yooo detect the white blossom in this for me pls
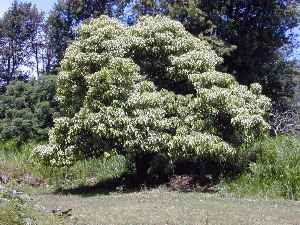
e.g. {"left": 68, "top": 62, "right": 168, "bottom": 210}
{"left": 34, "top": 15, "right": 271, "bottom": 167}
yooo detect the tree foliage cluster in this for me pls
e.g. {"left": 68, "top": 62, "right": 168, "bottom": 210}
{"left": 33, "top": 16, "right": 270, "bottom": 167}
{"left": 0, "top": 75, "right": 59, "bottom": 143}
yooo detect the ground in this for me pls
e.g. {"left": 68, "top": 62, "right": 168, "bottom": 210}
{"left": 33, "top": 188, "right": 300, "bottom": 225}
{"left": 1, "top": 142, "right": 300, "bottom": 225}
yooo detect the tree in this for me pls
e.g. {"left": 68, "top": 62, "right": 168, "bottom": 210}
{"left": 44, "top": 0, "right": 124, "bottom": 71}
{"left": 127, "top": 0, "right": 212, "bottom": 34}
{"left": 0, "top": 75, "right": 59, "bottom": 143}
{"left": 0, "top": 1, "right": 43, "bottom": 86}
{"left": 34, "top": 16, "right": 270, "bottom": 168}
{"left": 133, "top": 0, "right": 300, "bottom": 103}
{"left": 43, "top": 7, "right": 74, "bottom": 71}
{"left": 200, "top": 0, "right": 299, "bottom": 100}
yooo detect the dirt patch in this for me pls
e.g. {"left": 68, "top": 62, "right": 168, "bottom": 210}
{"left": 17, "top": 173, "right": 45, "bottom": 187}
{"left": 0, "top": 169, "right": 45, "bottom": 187}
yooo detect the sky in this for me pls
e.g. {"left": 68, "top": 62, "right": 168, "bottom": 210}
{"left": 0, "top": 0, "right": 56, "bottom": 15}
{"left": 0, "top": 0, "right": 299, "bottom": 59}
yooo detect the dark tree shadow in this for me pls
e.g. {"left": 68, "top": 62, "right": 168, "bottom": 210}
{"left": 53, "top": 173, "right": 164, "bottom": 197}
{"left": 54, "top": 177, "right": 122, "bottom": 196}
{"left": 53, "top": 158, "right": 244, "bottom": 197}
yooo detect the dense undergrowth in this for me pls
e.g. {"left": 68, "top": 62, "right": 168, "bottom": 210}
{"left": 0, "top": 139, "right": 127, "bottom": 190}
{"left": 1, "top": 134, "right": 300, "bottom": 200}
{"left": 222, "top": 135, "right": 300, "bottom": 200}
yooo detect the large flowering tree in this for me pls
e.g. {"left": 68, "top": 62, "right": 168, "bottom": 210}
{"left": 34, "top": 16, "right": 271, "bottom": 167}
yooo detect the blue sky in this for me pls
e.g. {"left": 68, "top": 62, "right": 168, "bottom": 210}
{"left": 0, "top": 0, "right": 56, "bottom": 15}
{"left": 0, "top": 0, "right": 299, "bottom": 59}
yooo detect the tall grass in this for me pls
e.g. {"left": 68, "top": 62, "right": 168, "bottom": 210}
{"left": 0, "top": 140, "right": 129, "bottom": 224}
{"left": 223, "top": 135, "right": 300, "bottom": 200}
{"left": 0, "top": 140, "right": 128, "bottom": 190}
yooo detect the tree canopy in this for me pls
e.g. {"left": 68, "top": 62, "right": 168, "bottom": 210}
{"left": 0, "top": 1, "right": 43, "bottom": 86}
{"left": 0, "top": 75, "right": 59, "bottom": 143}
{"left": 34, "top": 16, "right": 271, "bottom": 167}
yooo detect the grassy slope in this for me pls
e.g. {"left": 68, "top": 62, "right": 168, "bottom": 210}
{"left": 34, "top": 189, "right": 300, "bottom": 225}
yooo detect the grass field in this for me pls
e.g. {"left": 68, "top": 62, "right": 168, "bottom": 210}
{"left": 33, "top": 188, "right": 300, "bottom": 225}
{"left": 1, "top": 137, "right": 300, "bottom": 225}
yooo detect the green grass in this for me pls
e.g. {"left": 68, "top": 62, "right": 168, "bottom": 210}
{"left": 2, "top": 136, "right": 300, "bottom": 200}
{"left": 1, "top": 136, "right": 300, "bottom": 224}
{"left": 222, "top": 135, "right": 300, "bottom": 200}
{"left": 34, "top": 188, "right": 300, "bottom": 225}
{"left": 0, "top": 198, "right": 67, "bottom": 225}
{"left": 0, "top": 184, "right": 67, "bottom": 225}
{"left": 0, "top": 140, "right": 128, "bottom": 225}
{"left": 0, "top": 140, "right": 128, "bottom": 190}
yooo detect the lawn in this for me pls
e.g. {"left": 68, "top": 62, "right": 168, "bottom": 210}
{"left": 33, "top": 188, "right": 300, "bottom": 225}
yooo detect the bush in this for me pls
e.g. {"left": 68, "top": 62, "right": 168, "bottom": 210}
{"left": 224, "top": 135, "right": 300, "bottom": 200}
{"left": 0, "top": 75, "right": 59, "bottom": 143}
{"left": 34, "top": 16, "right": 271, "bottom": 168}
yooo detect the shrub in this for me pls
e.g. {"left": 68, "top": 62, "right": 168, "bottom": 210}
{"left": 34, "top": 16, "right": 271, "bottom": 168}
{"left": 0, "top": 75, "right": 59, "bottom": 143}
{"left": 224, "top": 135, "right": 300, "bottom": 200}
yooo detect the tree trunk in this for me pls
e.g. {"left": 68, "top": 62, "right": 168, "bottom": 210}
{"left": 35, "top": 42, "right": 40, "bottom": 78}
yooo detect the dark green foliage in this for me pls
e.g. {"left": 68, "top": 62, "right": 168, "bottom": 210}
{"left": 0, "top": 75, "right": 59, "bottom": 143}
{"left": 197, "top": 0, "right": 300, "bottom": 102}
{"left": 133, "top": 152, "right": 174, "bottom": 182}
{"left": 131, "top": 0, "right": 235, "bottom": 59}
{"left": 44, "top": 8, "right": 75, "bottom": 70}
{"left": 295, "top": 68, "right": 300, "bottom": 109}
